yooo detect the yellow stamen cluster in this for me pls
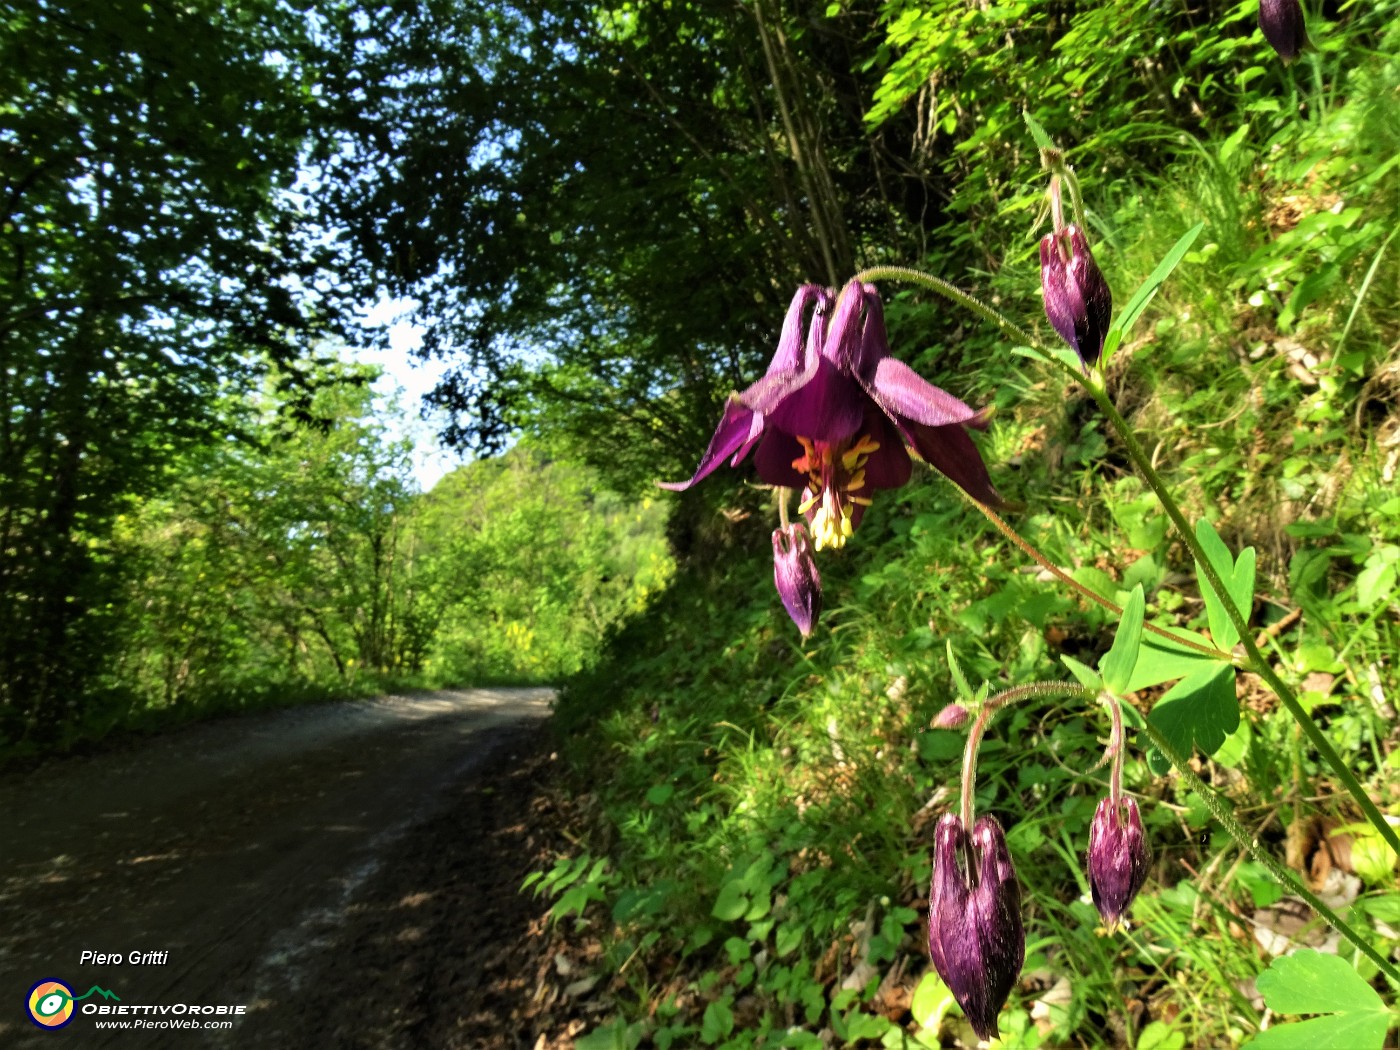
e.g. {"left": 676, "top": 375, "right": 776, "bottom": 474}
{"left": 791, "top": 433, "right": 880, "bottom": 551}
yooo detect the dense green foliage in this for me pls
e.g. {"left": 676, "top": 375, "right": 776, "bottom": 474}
{"left": 9, "top": 365, "right": 670, "bottom": 753}
{"left": 6, "top": 0, "right": 1400, "bottom": 1042}
{"left": 529, "top": 4, "right": 1400, "bottom": 1048}
{"left": 0, "top": 0, "right": 348, "bottom": 738}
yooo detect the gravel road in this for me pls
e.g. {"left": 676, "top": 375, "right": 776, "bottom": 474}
{"left": 0, "top": 689, "right": 553, "bottom": 1048}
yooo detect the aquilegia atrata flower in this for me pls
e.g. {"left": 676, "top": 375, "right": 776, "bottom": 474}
{"left": 772, "top": 523, "right": 821, "bottom": 638}
{"left": 1040, "top": 224, "right": 1113, "bottom": 371}
{"left": 1259, "top": 0, "right": 1308, "bottom": 63}
{"left": 928, "top": 813, "right": 1025, "bottom": 1041}
{"left": 663, "top": 281, "right": 1000, "bottom": 553}
{"left": 1086, "top": 795, "right": 1152, "bottom": 929}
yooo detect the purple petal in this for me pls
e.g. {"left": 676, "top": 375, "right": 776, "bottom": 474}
{"left": 866, "top": 357, "right": 984, "bottom": 428}
{"left": 900, "top": 419, "right": 1003, "bottom": 508}
{"left": 1259, "top": 0, "right": 1308, "bottom": 62}
{"left": 771, "top": 285, "right": 828, "bottom": 374}
{"left": 659, "top": 399, "right": 760, "bottom": 491}
{"left": 822, "top": 280, "right": 867, "bottom": 371}
{"left": 859, "top": 412, "right": 913, "bottom": 491}
{"left": 752, "top": 430, "right": 807, "bottom": 489}
{"left": 772, "top": 524, "right": 822, "bottom": 637}
{"left": 850, "top": 283, "right": 889, "bottom": 378}
{"left": 1040, "top": 232, "right": 1086, "bottom": 353}
{"left": 765, "top": 355, "right": 866, "bottom": 445}
{"left": 738, "top": 286, "right": 834, "bottom": 416}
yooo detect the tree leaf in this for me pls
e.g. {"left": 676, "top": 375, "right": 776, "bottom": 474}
{"left": 1022, "top": 110, "right": 1055, "bottom": 151}
{"left": 1100, "top": 584, "right": 1145, "bottom": 694}
{"left": 1137, "top": 1020, "right": 1186, "bottom": 1050}
{"left": 910, "top": 971, "right": 955, "bottom": 1031}
{"left": 947, "top": 640, "right": 975, "bottom": 701}
{"left": 711, "top": 881, "right": 748, "bottom": 921}
{"left": 1248, "top": 1012, "right": 1392, "bottom": 1050}
{"left": 1145, "top": 663, "right": 1238, "bottom": 775}
{"left": 1061, "top": 654, "right": 1103, "bottom": 691}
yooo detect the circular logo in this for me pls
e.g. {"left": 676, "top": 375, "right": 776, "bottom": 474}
{"left": 27, "top": 979, "right": 76, "bottom": 1030}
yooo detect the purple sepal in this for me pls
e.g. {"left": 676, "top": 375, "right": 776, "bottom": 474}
{"left": 1040, "top": 225, "right": 1112, "bottom": 371}
{"left": 1087, "top": 796, "right": 1151, "bottom": 928}
{"left": 1259, "top": 0, "right": 1308, "bottom": 63}
{"left": 771, "top": 524, "right": 822, "bottom": 637}
{"left": 928, "top": 813, "right": 1024, "bottom": 1041}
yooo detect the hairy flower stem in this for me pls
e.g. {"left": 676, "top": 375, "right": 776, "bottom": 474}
{"left": 1044, "top": 158, "right": 1089, "bottom": 239}
{"left": 960, "top": 683, "right": 1097, "bottom": 828}
{"left": 959, "top": 491, "right": 1233, "bottom": 662}
{"left": 1142, "top": 721, "right": 1400, "bottom": 984}
{"left": 1105, "top": 693, "right": 1125, "bottom": 808}
{"left": 851, "top": 266, "right": 1041, "bottom": 350}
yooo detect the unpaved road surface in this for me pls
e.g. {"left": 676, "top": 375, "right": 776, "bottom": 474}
{"left": 0, "top": 689, "right": 554, "bottom": 1048}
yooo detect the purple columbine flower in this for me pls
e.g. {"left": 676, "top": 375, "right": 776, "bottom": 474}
{"left": 1039, "top": 224, "right": 1113, "bottom": 371}
{"left": 1259, "top": 0, "right": 1308, "bottom": 63}
{"left": 928, "top": 813, "right": 1025, "bottom": 1042}
{"left": 663, "top": 282, "right": 1000, "bottom": 551}
{"left": 1087, "top": 796, "right": 1151, "bottom": 929}
{"left": 772, "top": 523, "right": 821, "bottom": 637}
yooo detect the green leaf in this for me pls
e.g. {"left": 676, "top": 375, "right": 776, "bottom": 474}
{"left": 910, "top": 972, "right": 955, "bottom": 1031}
{"left": 1145, "top": 663, "right": 1238, "bottom": 775}
{"left": 711, "top": 881, "right": 748, "bottom": 921}
{"left": 1061, "top": 654, "right": 1103, "bottom": 691}
{"left": 576, "top": 1020, "right": 644, "bottom": 1050}
{"left": 1194, "top": 518, "right": 1255, "bottom": 650}
{"left": 1137, "top": 1020, "right": 1186, "bottom": 1050}
{"left": 1023, "top": 110, "right": 1055, "bottom": 151}
{"left": 1115, "top": 222, "right": 1204, "bottom": 338}
{"left": 1248, "top": 1013, "right": 1392, "bottom": 1050}
{"left": 1256, "top": 948, "right": 1387, "bottom": 1014}
{"left": 645, "top": 783, "right": 675, "bottom": 805}
{"left": 1249, "top": 951, "right": 1392, "bottom": 1050}
{"left": 1100, "top": 584, "right": 1145, "bottom": 693}
{"left": 1010, "top": 342, "right": 1083, "bottom": 373}
{"left": 947, "top": 640, "right": 975, "bottom": 701}
{"left": 701, "top": 999, "right": 735, "bottom": 1044}
{"left": 1124, "top": 628, "right": 1222, "bottom": 692}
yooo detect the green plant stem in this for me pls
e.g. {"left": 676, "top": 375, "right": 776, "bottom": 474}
{"left": 1086, "top": 386, "right": 1400, "bottom": 861}
{"left": 960, "top": 682, "right": 1092, "bottom": 828}
{"left": 960, "top": 491, "right": 1233, "bottom": 662}
{"left": 1142, "top": 720, "right": 1400, "bottom": 984}
{"left": 851, "top": 266, "right": 1041, "bottom": 349}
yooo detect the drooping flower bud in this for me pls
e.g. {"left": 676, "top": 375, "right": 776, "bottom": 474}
{"left": 932, "top": 703, "right": 970, "bottom": 730}
{"left": 1039, "top": 224, "right": 1113, "bottom": 371}
{"left": 1259, "top": 0, "right": 1308, "bottom": 64}
{"left": 1087, "top": 796, "right": 1151, "bottom": 928}
{"left": 772, "top": 523, "right": 821, "bottom": 637}
{"left": 928, "top": 814, "right": 1025, "bottom": 1041}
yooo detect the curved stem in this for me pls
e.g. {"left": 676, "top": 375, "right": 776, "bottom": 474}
{"left": 1088, "top": 388, "right": 1400, "bottom": 861}
{"left": 1142, "top": 720, "right": 1400, "bottom": 984}
{"left": 959, "top": 491, "right": 1234, "bottom": 662}
{"left": 851, "top": 266, "right": 1041, "bottom": 349}
{"left": 777, "top": 486, "right": 790, "bottom": 530}
{"left": 960, "top": 682, "right": 1095, "bottom": 827}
